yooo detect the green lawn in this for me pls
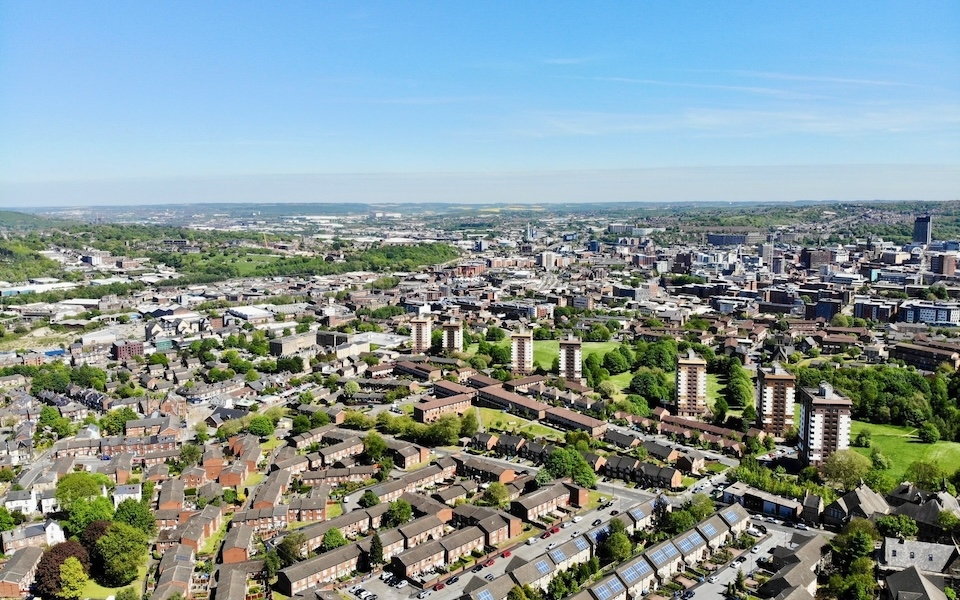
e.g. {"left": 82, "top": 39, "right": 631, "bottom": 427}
{"left": 243, "top": 472, "right": 265, "bottom": 487}
{"left": 586, "top": 490, "right": 612, "bottom": 510}
{"left": 261, "top": 436, "right": 285, "bottom": 450}
{"left": 235, "top": 253, "right": 281, "bottom": 276}
{"left": 467, "top": 339, "right": 623, "bottom": 371}
{"left": 706, "top": 373, "right": 722, "bottom": 411}
{"left": 849, "top": 420, "right": 960, "bottom": 483}
{"left": 327, "top": 502, "right": 343, "bottom": 518}
{"left": 83, "top": 564, "right": 148, "bottom": 599}
{"left": 200, "top": 515, "right": 233, "bottom": 555}
{"left": 477, "top": 407, "right": 563, "bottom": 440}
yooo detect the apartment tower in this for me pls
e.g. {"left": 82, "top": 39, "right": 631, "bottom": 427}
{"left": 799, "top": 381, "right": 852, "bottom": 467}
{"left": 558, "top": 335, "right": 583, "bottom": 383}
{"left": 675, "top": 349, "right": 708, "bottom": 418}
{"left": 913, "top": 215, "right": 933, "bottom": 245}
{"left": 756, "top": 363, "right": 796, "bottom": 437}
{"left": 442, "top": 321, "right": 463, "bottom": 354}
{"left": 410, "top": 316, "right": 432, "bottom": 354}
{"left": 511, "top": 330, "right": 534, "bottom": 375}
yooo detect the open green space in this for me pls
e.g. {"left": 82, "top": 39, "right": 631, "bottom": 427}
{"left": 327, "top": 502, "right": 343, "bottom": 518}
{"left": 849, "top": 420, "right": 960, "bottom": 483}
{"left": 234, "top": 253, "right": 282, "bottom": 275}
{"left": 243, "top": 472, "right": 265, "bottom": 487}
{"left": 82, "top": 564, "right": 148, "bottom": 599}
{"left": 477, "top": 407, "right": 562, "bottom": 440}
{"left": 200, "top": 515, "right": 233, "bottom": 555}
{"left": 586, "top": 490, "right": 612, "bottom": 510}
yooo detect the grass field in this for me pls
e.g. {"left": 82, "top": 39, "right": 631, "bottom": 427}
{"left": 261, "top": 436, "right": 285, "bottom": 450}
{"left": 476, "top": 406, "right": 563, "bottom": 440}
{"left": 327, "top": 502, "right": 343, "bottom": 518}
{"left": 849, "top": 420, "right": 960, "bottom": 483}
{"left": 243, "top": 472, "right": 265, "bottom": 487}
{"left": 234, "top": 253, "right": 281, "bottom": 276}
{"left": 83, "top": 564, "right": 148, "bottom": 599}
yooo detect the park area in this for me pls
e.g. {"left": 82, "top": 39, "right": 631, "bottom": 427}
{"left": 849, "top": 420, "right": 960, "bottom": 483}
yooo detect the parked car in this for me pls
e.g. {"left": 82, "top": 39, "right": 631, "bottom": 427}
{"left": 561, "top": 522, "right": 571, "bottom": 529}
{"left": 484, "top": 560, "right": 495, "bottom": 567}
{"left": 592, "top": 519, "right": 603, "bottom": 526}
{"left": 472, "top": 565, "right": 484, "bottom": 573}
{"left": 751, "top": 546, "right": 761, "bottom": 554}
{"left": 485, "top": 574, "right": 495, "bottom": 581}
{"left": 610, "top": 510, "right": 620, "bottom": 516}
{"left": 681, "top": 591, "right": 695, "bottom": 599}
{"left": 445, "top": 576, "right": 459, "bottom": 585}
{"left": 707, "top": 576, "right": 719, "bottom": 584}
{"left": 572, "top": 516, "right": 583, "bottom": 523}
{"left": 434, "top": 584, "right": 445, "bottom": 591}
{"left": 527, "top": 537, "right": 537, "bottom": 545}
{"left": 541, "top": 532, "right": 551, "bottom": 539}
{"left": 417, "top": 592, "right": 431, "bottom": 599}
{"left": 795, "top": 523, "right": 809, "bottom": 530}
{"left": 502, "top": 551, "right": 511, "bottom": 558}
{"left": 547, "top": 542, "right": 557, "bottom": 550}
{"left": 551, "top": 526, "right": 560, "bottom": 534}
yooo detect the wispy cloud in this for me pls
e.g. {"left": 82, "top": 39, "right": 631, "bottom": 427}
{"left": 502, "top": 104, "right": 960, "bottom": 139}
{"left": 721, "top": 69, "right": 917, "bottom": 88}
{"left": 595, "top": 76, "right": 826, "bottom": 100}
{"left": 367, "top": 96, "right": 491, "bottom": 105}
{"left": 543, "top": 57, "right": 596, "bottom": 65}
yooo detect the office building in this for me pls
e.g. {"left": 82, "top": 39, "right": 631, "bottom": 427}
{"left": 756, "top": 363, "right": 796, "bottom": 437}
{"left": 442, "top": 321, "right": 463, "bottom": 354}
{"left": 558, "top": 336, "right": 583, "bottom": 383}
{"left": 913, "top": 215, "right": 932, "bottom": 245}
{"left": 799, "top": 381, "right": 852, "bottom": 467}
{"left": 511, "top": 330, "right": 534, "bottom": 375}
{"left": 930, "top": 253, "right": 956, "bottom": 276}
{"left": 410, "top": 317, "right": 432, "bottom": 354}
{"left": 675, "top": 350, "right": 708, "bottom": 418}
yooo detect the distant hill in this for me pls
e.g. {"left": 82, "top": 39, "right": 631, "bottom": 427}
{"left": 0, "top": 210, "right": 67, "bottom": 230}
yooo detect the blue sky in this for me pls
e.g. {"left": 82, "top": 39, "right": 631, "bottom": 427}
{"left": 1, "top": 2, "right": 958, "bottom": 205}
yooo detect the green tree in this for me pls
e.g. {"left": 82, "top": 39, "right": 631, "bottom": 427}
{"left": 179, "top": 443, "right": 202, "bottom": 467}
{"left": 823, "top": 449, "right": 873, "bottom": 491}
{"left": 343, "top": 380, "right": 361, "bottom": 397}
{"left": 100, "top": 407, "right": 139, "bottom": 436}
{"left": 35, "top": 541, "right": 91, "bottom": 600}
{"left": 480, "top": 482, "right": 511, "bottom": 508}
{"left": 321, "top": 528, "right": 348, "bottom": 552}
{"left": 686, "top": 493, "right": 715, "bottom": 521}
{"left": 918, "top": 422, "right": 941, "bottom": 444}
{"left": 95, "top": 522, "right": 148, "bottom": 587}
{"left": 599, "top": 532, "right": 631, "bottom": 564}
{"left": 387, "top": 499, "right": 413, "bottom": 527}
{"left": 247, "top": 415, "right": 275, "bottom": 438}
{"left": 114, "top": 498, "right": 157, "bottom": 536}
{"left": 905, "top": 461, "right": 946, "bottom": 491}
{"left": 370, "top": 532, "right": 384, "bottom": 565}
{"left": 58, "top": 556, "right": 88, "bottom": 600}
{"left": 56, "top": 471, "right": 105, "bottom": 512}
{"left": 358, "top": 490, "right": 380, "bottom": 508}
{"left": 291, "top": 415, "right": 312, "bottom": 435}
{"left": 277, "top": 533, "right": 305, "bottom": 567}
{"left": 66, "top": 496, "right": 115, "bottom": 538}
{"left": 460, "top": 411, "right": 479, "bottom": 438}
{"left": 363, "top": 431, "right": 387, "bottom": 462}
{"left": 507, "top": 585, "right": 529, "bottom": 600}
{"left": 116, "top": 587, "right": 140, "bottom": 600}
{"left": 263, "top": 551, "right": 281, "bottom": 579}
{"left": 664, "top": 509, "right": 696, "bottom": 535}
{"left": 876, "top": 514, "right": 918, "bottom": 538}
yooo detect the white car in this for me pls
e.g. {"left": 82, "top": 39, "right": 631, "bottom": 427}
{"left": 572, "top": 516, "right": 582, "bottom": 523}
{"left": 396, "top": 581, "right": 409, "bottom": 589}
{"left": 707, "top": 576, "right": 719, "bottom": 584}
{"left": 418, "top": 592, "right": 431, "bottom": 600}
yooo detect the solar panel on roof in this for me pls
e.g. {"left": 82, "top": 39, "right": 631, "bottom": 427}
{"left": 700, "top": 523, "right": 717, "bottom": 537}
{"left": 478, "top": 591, "right": 494, "bottom": 600}
{"left": 723, "top": 509, "right": 740, "bottom": 523}
{"left": 574, "top": 537, "right": 589, "bottom": 551}
{"left": 549, "top": 549, "right": 566, "bottom": 562}
{"left": 608, "top": 578, "right": 623, "bottom": 592}
{"left": 629, "top": 507, "right": 646, "bottom": 519}
{"left": 594, "top": 585, "right": 611, "bottom": 600}
{"left": 535, "top": 560, "right": 551, "bottom": 575}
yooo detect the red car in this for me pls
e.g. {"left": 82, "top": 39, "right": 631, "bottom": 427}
{"left": 501, "top": 551, "right": 511, "bottom": 558}
{"left": 484, "top": 559, "right": 495, "bottom": 567}
{"left": 541, "top": 532, "right": 551, "bottom": 539}
{"left": 434, "top": 584, "right": 445, "bottom": 591}
{"left": 551, "top": 526, "right": 560, "bottom": 534}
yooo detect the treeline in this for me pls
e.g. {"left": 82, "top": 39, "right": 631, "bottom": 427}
{"left": 793, "top": 364, "right": 960, "bottom": 442}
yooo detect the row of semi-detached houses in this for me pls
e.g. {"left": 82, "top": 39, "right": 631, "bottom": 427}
{"left": 463, "top": 502, "right": 760, "bottom": 600}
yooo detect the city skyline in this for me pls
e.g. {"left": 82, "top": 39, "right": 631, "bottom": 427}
{"left": 1, "top": 2, "right": 958, "bottom": 206}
